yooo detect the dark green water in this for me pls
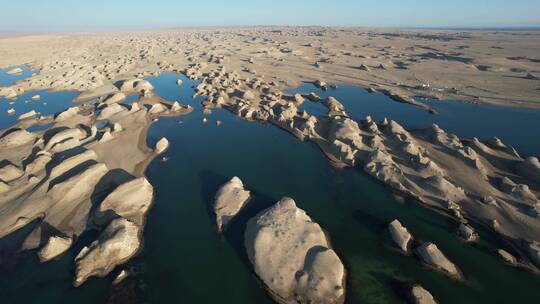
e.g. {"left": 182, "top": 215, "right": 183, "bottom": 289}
{"left": 1, "top": 72, "right": 540, "bottom": 304}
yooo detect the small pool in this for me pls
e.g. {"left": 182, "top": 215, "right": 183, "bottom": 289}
{"left": 0, "top": 90, "right": 79, "bottom": 130}
{"left": 0, "top": 65, "right": 37, "bottom": 87}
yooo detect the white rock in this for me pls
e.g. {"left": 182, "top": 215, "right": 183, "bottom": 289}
{"left": 0, "top": 163, "right": 24, "bottom": 182}
{"left": 0, "top": 129, "right": 36, "bottom": 148}
{"left": 416, "top": 242, "right": 460, "bottom": 278}
{"left": 96, "top": 177, "right": 153, "bottom": 226}
{"left": 411, "top": 285, "right": 437, "bottom": 304}
{"left": 99, "top": 131, "right": 113, "bottom": 143}
{"left": 98, "top": 103, "right": 125, "bottom": 120}
{"left": 113, "top": 270, "right": 129, "bottom": 285}
{"left": 55, "top": 107, "right": 79, "bottom": 121}
{"left": 171, "top": 101, "right": 182, "bottom": 112}
{"left": 389, "top": 219, "right": 412, "bottom": 253}
{"left": 38, "top": 236, "right": 73, "bottom": 262}
{"left": 149, "top": 103, "right": 168, "bottom": 114}
{"left": 18, "top": 110, "right": 38, "bottom": 120}
{"left": 113, "top": 122, "right": 123, "bottom": 132}
{"left": 497, "top": 249, "right": 516, "bottom": 265}
{"left": 103, "top": 92, "right": 126, "bottom": 104}
{"left": 245, "top": 197, "right": 345, "bottom": 304}
{"left": 74, "top": 218, "right": 141, "bottom": 287}
{"left": 458, "top": 223, "right": 478, "bottom": 241}
{"left": 154, "top": 137, "right": 169, "bottom": 154}
{"left": 214, "top": 176, "right": 251, "bottom": 232}
{"left": 6, "top": 67, "right": 23, "bottom": 74}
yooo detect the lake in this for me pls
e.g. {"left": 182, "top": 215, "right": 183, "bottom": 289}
{"left": 1, "top": 72, "right": 540, "bottom": 304}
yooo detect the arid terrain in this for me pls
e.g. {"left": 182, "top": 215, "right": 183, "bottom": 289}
{"left": 1, "top": 27, "right": 540, "bottom": 304}
{"left": 1, "top": 27, "right": 540, "bottom": 108}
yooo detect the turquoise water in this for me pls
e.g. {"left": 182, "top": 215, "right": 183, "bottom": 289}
{"left": 1, "top": 72, "right": 540, "bottom": 304}
{"left": 0, "top": 89, "right": 79, "bottom": 130}
{"left": 0, "top": 65, "right": 36, "bottom": 87}
{"left": 287, "top": 84, "right": 540, "bottom": 157}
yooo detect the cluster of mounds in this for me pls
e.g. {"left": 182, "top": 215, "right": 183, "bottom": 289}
{"left": 213, "top": 178, "right": 346, "bottom": 304}
{"left": 192, "top": 65, "right": 540, "bottom": 272}
{"left": 0, "top": 78, "right": 191, "bottom": 286}
{"left": 388, "top": 219, "right": 460, "bottom": 303}
{"left": 2, "top": 28, "right": 540, "bottom": 109}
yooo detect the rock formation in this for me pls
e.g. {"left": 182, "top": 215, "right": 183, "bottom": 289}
{"left": 245, "top": 197, "right": 345, "bottom": 304}
{"left": 388, "top": 219, "right": 412, "bottom": 254}
{"left": 154, "top": 137, "right": 169, "bottom": 154}
{"left": 410, "top": 285, "right": 437, "bottom": 304}
{"left": 38, "top": 236, "right": 73, "bottom": 262}
{"left": 74, "top": 218, "right": 141, "bottom": 287}
{"left": 416, "top": 242, "right": 461, "bottom": 278}
{"left": 213, "top": 176, "right": 251, "bottom": 232}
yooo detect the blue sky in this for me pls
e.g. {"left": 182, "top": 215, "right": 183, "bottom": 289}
{"left": 2, "top": 0, "right": 539, "bottom": 32}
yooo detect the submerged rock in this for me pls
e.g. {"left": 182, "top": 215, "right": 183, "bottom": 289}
{"left": 388, "top": 219, "right": 412, "bottom": 254}
{"left": 74, "top": 218, "right": 141, "bottom": 287}
{"left": 245, "top": 197, "right": 345, "bottom": 304}
{"left": 214, "top": 176, "right": 251, "bottom": 233}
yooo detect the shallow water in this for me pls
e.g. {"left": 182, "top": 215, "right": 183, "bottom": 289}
{"left": 0, "top": 89, "right": 79, "bottom": 130}
{"left": 0, "top": 65, "right": 36, "bottom": 87}
{"left": 1, "top": 72, "right": 540, "bottom": 304}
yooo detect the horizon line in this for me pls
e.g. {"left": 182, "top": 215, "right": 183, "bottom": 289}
{"left": 2, "top": 24, "right": 540, "bottom": 34}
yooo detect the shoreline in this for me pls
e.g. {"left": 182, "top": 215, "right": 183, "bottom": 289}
{"left": 1, "top": 26, "right": 539, "bottom": 302}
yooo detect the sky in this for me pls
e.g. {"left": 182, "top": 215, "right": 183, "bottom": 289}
{"left": 1, "top": 0, "right": 539, "bottom": 32}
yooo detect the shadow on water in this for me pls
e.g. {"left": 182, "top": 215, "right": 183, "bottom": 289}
{"left": 2, "top": 71, "right": 540, "bottom": 304}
